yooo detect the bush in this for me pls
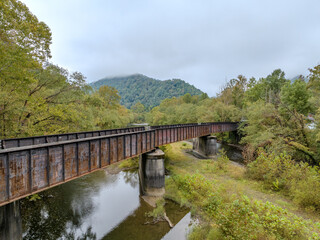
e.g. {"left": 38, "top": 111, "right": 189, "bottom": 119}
{"left": 146, "top": 198, "right": 165, "bottom": 219}
{"left": 172, "top": 173, "right": 320, "bottom": 239}
{"left": 216, "top": 149, "right": 229, "bottom": 171}
{"left": 246, "top": 150, "right": 320, "bottom": 211}
{"left": 216, "top": 195, "right": 320, "bottom": 240}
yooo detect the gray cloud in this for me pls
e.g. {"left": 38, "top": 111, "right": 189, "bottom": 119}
{"left": 21, "top": 0, "right": 320, "bottom": 96}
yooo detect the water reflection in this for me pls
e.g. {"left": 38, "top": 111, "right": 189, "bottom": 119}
{"left": 104, "top": 200, "right": 188, "bottom": 240}
{"left": 20, "top": 169, "right": 187, "bottom": 240}
{"left": 21, "top": 171, "right": 112, "bottom": 239}
{"left": 217, "top": 143, "right": 243, "bottom": 163}
{"left": 21, "top": 171, "right": 140, "bottom": 239}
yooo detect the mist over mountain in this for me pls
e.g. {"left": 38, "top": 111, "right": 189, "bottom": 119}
{"left": 90, "top": 74, "right": 204, "bottom": 108}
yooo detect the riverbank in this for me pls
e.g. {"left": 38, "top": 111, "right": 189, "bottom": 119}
{"left": 163, "top": 142, "right": 320, "bottom": 239}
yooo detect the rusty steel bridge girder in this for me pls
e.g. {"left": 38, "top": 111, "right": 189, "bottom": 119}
{"left": 0, "top": 122, "right": 238, "bottom": 206}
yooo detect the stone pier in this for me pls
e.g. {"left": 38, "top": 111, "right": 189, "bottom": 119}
{"left": 193, "top": 135, "right": 217, "bottom": 158}
{"left": 0, "top": 201, "right": 22, "bottom": 240}
{"left": 139, "top": 148, "right": 165, "bottom": 197}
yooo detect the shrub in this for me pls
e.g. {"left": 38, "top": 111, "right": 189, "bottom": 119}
{"left": 146, "top": 198, "right": 165, "bottom": 219}
{"left": 173, "top": 173, "right": 320, "bottom": 239}
{"left": 216, "top": 149, "right": 229, "bottom": 171}
{"left": 246, "top": 150, "right": 320, "bottom": 211}
{"left": 216, "top": 196, "right": 320, "bottom": 240}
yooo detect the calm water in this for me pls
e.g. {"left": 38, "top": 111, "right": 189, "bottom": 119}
{"left": 20, "top": 170, "right": 189, "bottom": 240}
{"left": 217, "top": 143, "right": 243, "bottom": 163}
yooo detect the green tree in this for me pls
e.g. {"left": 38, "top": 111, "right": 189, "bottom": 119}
{"left": 97, "top": 85, "right": 121, "bottom": 109}
{"left": 308, "top": 64, "right": 320, "bottom": 110}
{"left": 244, "top": 69, "right": 289, "bottom": 106}
{"left": 0, "top": 0, "right": 52, "bottom": 137}
{"left": 182, "top": 93, "right": 192, "bottom": 103}
{"left": 131, "top": 102, "right": 146, "bottom": 123}
{"left": 280, "top": 79, "right": 312, "bottom": 115}
{"left": 218, "top": 75, "right": 247, "bottom": 108}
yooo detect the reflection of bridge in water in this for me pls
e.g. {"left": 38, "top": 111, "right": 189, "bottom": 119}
{"left": 0, "top": 122, "right": 238, "bottom": 239}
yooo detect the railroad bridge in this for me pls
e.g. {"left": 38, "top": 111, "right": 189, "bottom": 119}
{"left": 0, "top": 122, "right": 238, "bottom": 207}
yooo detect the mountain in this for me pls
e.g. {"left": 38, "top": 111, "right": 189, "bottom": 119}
{"left": 90, "top": 74, "right": 204, "bottom": 108}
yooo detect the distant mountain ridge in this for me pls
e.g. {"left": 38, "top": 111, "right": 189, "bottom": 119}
{"left": 90, "top": 74, "right": 204, "bottom": 108}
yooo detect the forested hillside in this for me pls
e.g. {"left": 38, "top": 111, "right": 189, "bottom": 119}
{"left": 90, "top": 74, "right": 204, "bottom": 108}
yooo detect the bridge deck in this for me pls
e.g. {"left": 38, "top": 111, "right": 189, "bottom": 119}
{"left": 0, "top": 122, "right": 238, "bottom": 206}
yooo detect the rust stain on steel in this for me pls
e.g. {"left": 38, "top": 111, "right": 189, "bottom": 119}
{"left": 9, "top": 151, "right": 30, "bottom": 199}
{"left": 64, "top": 143, "right": 77, "bottom": 180}
{"left": 0, "top": 123, "right": 238, "bottom": 207}
{"left": 20, "top": 139, "right": 33, "bottom": 147}
{"left": 158, "top": 130, "right": 162, "bottom": 146}
{"left": 0, "top": 154, "right": 7, "bottom": 202}
{"left": 146, "top": 132, "right": 151, "bottom": 151}
{"left": 151, "top": 131, "right": 155, "bottom": 149}
{"left": 141, "top": 132, "right": 146, "bottom": 152}
{"left": 90, "top": 140, "right": 99, "bottom": 171}
{"left": 117, "top": 136, "right": 124, "bottom": 162}
{"left": 166, "top": 129, "right": 169, "bottom": 143}
{"left": 48, "top": 146, "right": 63, "bottom": 186}
{"left": 125, "top": 135, "right": 131, "bottom": 159}
{"left": 100, "top": 138, "right": 109, "bottom": 167}
{"left": 131, "top": 134, "right": 137, "bottom": 156}
{"left": 110, "top": 137, "right": 117, "bottom": 164}
{"left": 78, "top": 142, "right": 89, "bottom": 175}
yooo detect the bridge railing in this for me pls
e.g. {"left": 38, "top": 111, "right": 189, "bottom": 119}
{"left": 153, "top": 122, "right": 238, "bottom": 146}
{"left": 0, "top": 129, "right": 156, "bottom": 206}
{"left": 0, "top": 122, "right": 238, "bottom": 206}
{"left": 0, "top": 127, "right": 145, "bottom": 149}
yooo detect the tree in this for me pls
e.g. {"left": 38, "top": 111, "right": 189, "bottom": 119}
{"left": 263, "top": 69, "right": 288, "bottom": 105}
{"left": 131, "top": 102, "right": 146, "bottom": 123}
{"left": 131, "top": 102, "right": 146, "bottom": 113}
{"left": 280, "top": 79, "right": 312, "bottom": 115}
{"left": 0, "top": 0, "right": 52, "bottom": 137}
{"left": 244, "top": 69, "right": 289, "bottom": 106}
{"left": 182, "top": 93, "right": 192, "bottom": 103}
{"left": 308, "top": 64, "right": 320, "bottom": 93}
{"left": 0, "top": 0, "right": 52, "bottom": 62}
{"left": 218, "top": 75, "right": 247, "bottom": 108}
{"left": 97, "top": 86, "right": 121, "bottom": 109}
{"left": 308, "top": 64, "right": 320, "bottom": 110}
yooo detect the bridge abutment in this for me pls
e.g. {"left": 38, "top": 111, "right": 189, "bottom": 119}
{"left": 193, "top": 135, "right": 217, "bottom": 158}
{"left": 139, "top": 148, "right": 165, "bottom": 197}
{"left": 0, "top": 201, "right": 22, "bottom": 240}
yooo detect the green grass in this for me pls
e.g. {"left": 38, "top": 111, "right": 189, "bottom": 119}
{"left": 118, "top": 157, "right": 139, "bottom": 170}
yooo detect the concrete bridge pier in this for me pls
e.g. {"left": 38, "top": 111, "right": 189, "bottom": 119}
{"left": 193, "top": 135, "right": 217, "bottom": 158}
{"left": 0, "top": 201, "right": 22, "bottom": 240}
{"left": 139, "top": 148, "right": 165, "bottom": 197}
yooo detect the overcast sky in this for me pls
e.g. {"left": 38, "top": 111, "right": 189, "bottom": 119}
{"left": 21, "top": 0, "right": 320, "bottom": 96}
